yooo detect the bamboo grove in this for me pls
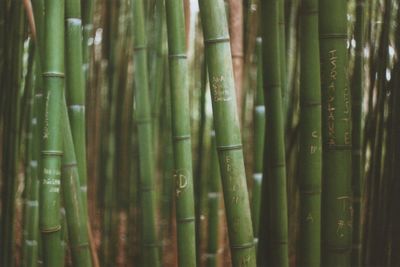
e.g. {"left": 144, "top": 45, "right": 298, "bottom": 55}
{"left": 1, "top": 0, "right": 400, "bottom": 266}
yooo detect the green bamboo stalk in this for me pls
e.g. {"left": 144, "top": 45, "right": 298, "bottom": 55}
{"left": 132, "top": 0, "right": 161, "bottom": 265}
{"left": 60, "top": 98, "right": 92, "bottom": 267}
{"left": 65, "top": 0, "right": 89, "bottom": 228}
{"left": 298, "top": 0, "right": 322, "bottom": 265}
{"left": 150, "top": 0, "right": 166, "bottom": 144}
{"left": 39, "top": 0, "right": 65, "bottom": 266}
{"left": 258, "top": 1, "right": 289, "bottom": 266}
{"left": 319, "top": 0, "right": 352, "bottom": 265}
{"left": 251, "top": 38, "right": 265, "bottom": 243}
{"left": 164, "top": 0, "right": 197, "bottom": 266}
{"left": 22, "top": 44, "right": 40, "bottom": 267}
{"left": 101, "top": 2, "right": 120, "bottom": 265}
{"left": 1, "top": 2, "right": 25, "bottom": 266}
{"left": 351, "top": 1, "right": 365, "bottom": 265}
{"left": 198, "top": 0, "right": 256, "bottom": 266}
{"left": 159, "top": 83, "right": 175, "bottom": 264}
{"left": 278, "top": 0, "right": 288, "bottom": 122}
{"left": 228, "top": 0, "right": 244, "bottom": 118}
{"left": 206, "top": 130, "right": 222, "bottom": 267}
{"left": 81, "top": 0, "right": 93, "bottom": 82}
{"left": 30, "top": 3, "right": 45, "bottom": 265}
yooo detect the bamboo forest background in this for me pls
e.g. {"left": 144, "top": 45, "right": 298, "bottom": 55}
{"left": 1, "top": 0, "right": 400, "bottom": 266}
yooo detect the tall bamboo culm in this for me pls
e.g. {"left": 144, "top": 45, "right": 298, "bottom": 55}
{"left": 65, "top": 0, "right": 89, "bottom": 219}
{"left": 319, "top": 0, "right": 352, "bottom": 265}
{"left": 39, "top": 0, "right": 65, "bottom": 266}
{"left": 165, "top": 0, "right": 197, "bottom": 265}
{"left": 206, "top": 130, "right": 222, "bottom": 267}
{"left": 251, "top": 37, "right": 265, "bottom": 244}
{"left": 22, "top": 47, "right": 40, "bottom": 267}
{"left": 132, "top": 0, "right": 161, "bottom": 266}
{"left": 81, "top": 0, "right": 93, "bottom": 82}
{"left": 298, "top": 0, "right": 322, "bottom": 265}
{"left": 60, "top": 99, "right": 92, "bottom": 267}
{"left": 352, "top": 0, "right": 365, "bottom": 265}
{"left": 258, "top": 0, "right": 289, "bottom": 266}
{"left": 198, "top": 0, "right": 256, "bottom": 266}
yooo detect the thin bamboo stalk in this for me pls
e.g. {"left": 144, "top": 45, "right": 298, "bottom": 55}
{"left": 0, "top": 3, "right": 24, "bottom": 266}
{"left": 22, "top": 44, "right": 40, "bottom": 267}
{"left": 81, "top": 0, "right": 93, "bottom": 82}
{"left": 206, "top": 130, "right": 222, "bottom": 267}
{"left": 319, "top": 0, "right": 352, "bottom": 265}
{"left": 228, "top": 0, "right": 244, "bottom": 118}
{"left": 298, "top": 0, "right": 322, "bottom": 265}
{"left": 60, "top": 98, "right": 92, "bottom": 267}
{"left": 278, "top": 0, "right": 288, "bottom": 122}
{"left": 132, "top": 0, "right": 161, "bottom": 265}
{"left": 165, "top": 0, "right": 197, "bottom": 265}
{"left": 198, "top": 0, "right": 256, "bottom": 266}
{"left": 351, "top": 0, "right": 365, "bottom": 265}
{"left": 251, "top": 37, "right": 265, "bottom": 244}
{"left": 65, "top": 0, "right": 90, "bottom": 236}
{"left": 258, "top": 1, "right": 289, "bottom": 266}
{"left": 39, "top": 0, "right": 65, "bottom": 266}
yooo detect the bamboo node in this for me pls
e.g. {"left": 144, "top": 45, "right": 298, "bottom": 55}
{"left": 71, "top": 242, "right": 90, "bottom": 249}
{"left": 300, "top": 101, "right": 321, "bottom": 107}
{"left": 168, "top": 53, "right": 187, "bottom": 59}
{"left": 26, "top": 200, "right": 39, "bottom": 207}
{"left": 231, "top": 241, "right": 255, "bottom": 250}
{"left": 178, "top": 217, "right": 195, "bottom": 223}
{"left": 173, "top": 134, "right": 191, "bottom": 141}
{"left": 62, "top": 162, "right": 78, "bottom": 169}
{"left": 324, "top": 244, "right": 352, "bottom": 253}
{"left": 320, "top": 33, "right": 347, "bottom": 40}
{"left": 66, "top": 18, "right": 82, "bottom": 26}
{"left": 42, "top": 72, "right": 65, "bottom": 78}
{"left": 40, "top": 225, "right": 62, "bottom": 233}
{"left": 41, "top": 150, "right": 63, "bottom": 156}
{"left": 25, "top": 240, "right": 38, "bottom": 246}
{"left": 217, "top": 144, "right": 242, "bottom": 151}
{"left": 204, "top": 36, "right": 230, "bottom": 44}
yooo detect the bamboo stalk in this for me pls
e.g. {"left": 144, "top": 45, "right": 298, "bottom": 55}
{"left": 198, "top": 0, "right": 256, "bottom": 266}
{"left": 60, "top": 98, "right": 92, "bottom": 267}
{"left": 81, "top": 0, "right": 93, "bottom": 82}
{"left": 132, "top": 0, "right": 161, "bottom": 265}
{"left": 0, "top": 3, "right": 25, "bottom": 266}
{"left": 351, "top": 0, "right": 365, "bottom": 265}
{"left": 319, "top": 0, "right": 352, "bottom": 265}
{"left": 258, "top": 1, "right": 289, "bottom": 266}
{"left": 22, "top": 44, "right": 40, "bottom": 267}
{"left": 251, "top": 37, "right": 265, "bottom": 244}
{"left": 65, "top": 0, "right": 90, "bottom": 234}
{"left": 165, "top": 0, "right": 197, "bottom": 265}
{"left": 278, "top": 0, "right": 288, "bottom": 122}
{"left": 39, "top": 0, "right": 65, "bottom": 266}
{"left": 298, "top": 0, "right": 322, "bottom": 265}
{"left": 228, "top": 0, "right": 244, "bottom": 119}
{"left": 206, "top": 130, "right": 222, "bottom": 267}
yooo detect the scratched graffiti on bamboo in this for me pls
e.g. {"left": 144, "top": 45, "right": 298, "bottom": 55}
{"left": 211, "top": 75, "right": 231, "bottom": 102}
{"left": 327, "top": 50, "right": 337, "bottom": 146}
{"left": 336, "top": 196, "right": 353, "bottom": 238}
{"left": 43, "top": 91, "right": 50, "bottom": 139}
{"left": 174, "top": 170, "right": 188, "bottom": 197}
